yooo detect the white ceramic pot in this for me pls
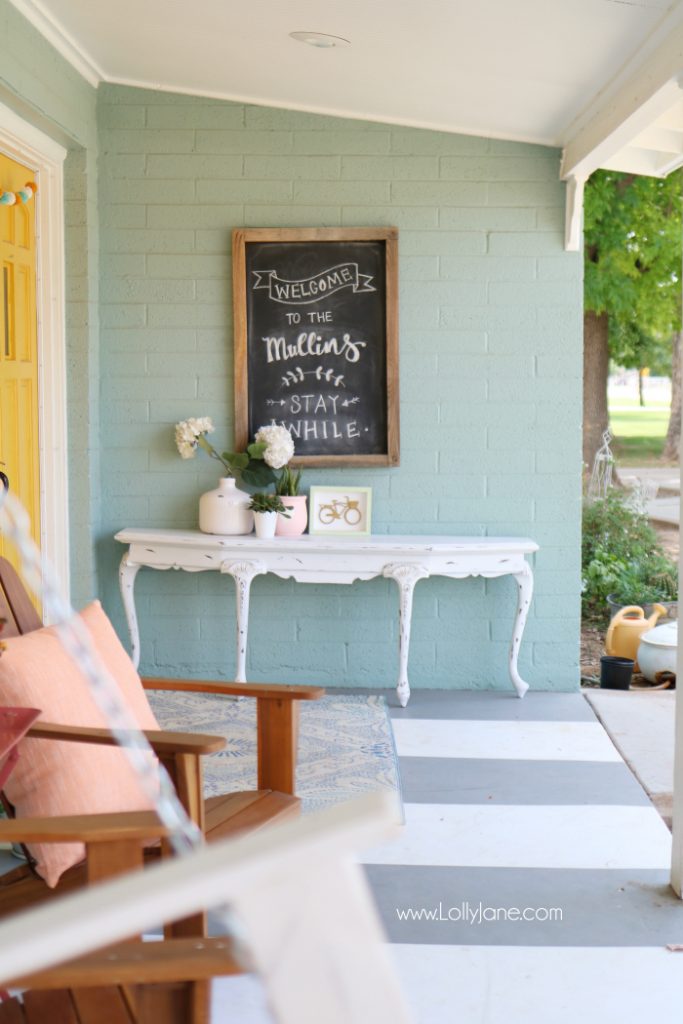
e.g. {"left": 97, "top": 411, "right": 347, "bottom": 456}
{"left": 199, "top": 477, "right": 253, "bottom": 535}
{"left": 253, "top": 510, "right": 278, "bottom": 539}
{"left": 636, "top": 620, "right": 678, "bottom": 682}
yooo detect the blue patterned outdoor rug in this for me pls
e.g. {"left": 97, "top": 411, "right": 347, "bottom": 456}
{"left": 147, "top": 692, "right": 403, "bottom": 815}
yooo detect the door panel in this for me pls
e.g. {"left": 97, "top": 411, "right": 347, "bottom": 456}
{"left": 0, "top": 152, "right": 40, "bottom": 586}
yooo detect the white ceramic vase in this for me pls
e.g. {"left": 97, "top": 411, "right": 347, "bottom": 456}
{"left": 199, "top": 477, "right": 253, "bottom": 535}
{"left": 275, "top": 495, "right": 308, "bottom": 537}
{"left": 253, "top": 510, "right": 278, "bottom": 539}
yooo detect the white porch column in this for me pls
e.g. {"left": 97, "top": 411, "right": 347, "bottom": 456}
{"left": 671, "top": 426, "right": 683, "bottom": 896}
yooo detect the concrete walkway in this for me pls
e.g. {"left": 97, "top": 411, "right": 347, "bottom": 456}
{"left": 585, "top": 689, "right": 675, "bottom": 827}
{"left": 619, "top": 466, "right": 680, "bottom": 526}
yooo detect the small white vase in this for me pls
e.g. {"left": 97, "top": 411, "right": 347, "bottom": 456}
{"left": 199, "top": 477, "right": 253, "bottom": 535}
{"left": 253, "top": 510, "right": 278, "bottom": 539}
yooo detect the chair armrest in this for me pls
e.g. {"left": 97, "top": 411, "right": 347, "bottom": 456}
{"left": 143, "top": 677, "right": 323, "bottom": 796}
{"left": 0, "top": 810, "right": 169, "bottom": 844}
{"left": 27, "top": 722, "right": 226, "bottom": 756}
{"left": 8, "top": 936, "right": 240, "bottom": 990}
{"left": 141, "top": 677, "right": 325, "bottom": 701}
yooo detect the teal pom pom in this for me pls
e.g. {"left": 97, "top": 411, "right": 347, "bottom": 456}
{"left": 17, "top": 188, "right": 31, "bottom": 203}
{"left": 0, "top": 191, "right": 16, "bottom": 206}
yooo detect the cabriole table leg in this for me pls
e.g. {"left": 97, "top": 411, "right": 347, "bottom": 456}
{"left": 119, "top": 555, "right": 142, "bottom": 669}
{"left": 509, "top": 563, "right": 533, "bottom": 698}
{"left": 383, "top": 563, "right": 429, "bottom": 708}
{"left": 221, "top": 560, "right": 266, "bottom": 682}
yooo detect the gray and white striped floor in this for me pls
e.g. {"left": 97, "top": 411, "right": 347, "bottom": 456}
{"left": 369, "top": 690, "right": 683, "bottom": 1023}
{"left": 215, "top": 689, "right": 683, "bottom": 1022}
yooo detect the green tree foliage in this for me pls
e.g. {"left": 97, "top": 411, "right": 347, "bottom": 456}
{"left": 584, "top": 170, "right": 682, "bottom": 371}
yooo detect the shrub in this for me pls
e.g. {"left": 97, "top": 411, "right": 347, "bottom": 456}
{"left": 582, "top": 490, "right": 678, "bottom": 623}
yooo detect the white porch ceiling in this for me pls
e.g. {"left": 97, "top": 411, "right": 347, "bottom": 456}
{"left": 12, "top": 0, "right": 683, "bottom": 251}
{"left": 8, "top": 0, "right": 682, "bottom": 147}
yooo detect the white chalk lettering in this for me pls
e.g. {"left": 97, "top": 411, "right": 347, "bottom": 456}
{"left": 280, "top": 419, "right": 362, "bottom": 441}
{"left": 262, "top": 332, "right": 366, "bottom": 364}
{"left": 288, "top": 394, "right": 343, "bottom": 416}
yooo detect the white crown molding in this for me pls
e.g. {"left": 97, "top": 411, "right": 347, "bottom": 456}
{"left": 8, "top": 0, "right": 104, "bottom": 88}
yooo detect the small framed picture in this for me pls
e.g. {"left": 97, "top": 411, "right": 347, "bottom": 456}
{"left": 308, "top": 486, "right": 372, "bottom": 537}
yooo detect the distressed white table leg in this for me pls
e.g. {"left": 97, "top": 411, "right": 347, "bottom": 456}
{"left": 221, "top": 560, "right": 267, "bottom": 682}
{"left": 383, "top": 563, "right": 429, "bottom": 708}
{"left": 119, "top": 554, "right": 142, "bottom": 669}
{"left": 509, "top": 562, "right": 533, "bottom": 698}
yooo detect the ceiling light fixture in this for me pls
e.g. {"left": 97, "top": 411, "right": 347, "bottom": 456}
{"left": 289, "top": 31, "right": 350, "bottom": 49}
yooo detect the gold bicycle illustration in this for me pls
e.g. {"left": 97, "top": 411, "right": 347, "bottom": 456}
{"left": 318, "top": 496, "right": 362, "bottom": 526}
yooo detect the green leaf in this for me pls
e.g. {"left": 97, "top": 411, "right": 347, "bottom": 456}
{"left": 247, "top": 442, "right": 268, "bottom": 460}
{"left": 241, "top": 460, "right": 276, "bottom": 488}
{"left": 221, "top": 451, "right": 249, "bottom": 471}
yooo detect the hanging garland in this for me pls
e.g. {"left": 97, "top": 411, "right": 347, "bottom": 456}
{"left": 0, "top": 181, "right": 37, "bottom": 206}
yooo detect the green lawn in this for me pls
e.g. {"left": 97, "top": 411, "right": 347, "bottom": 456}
{"left": 609, "top": 400, "right": 672, "bottom": 465}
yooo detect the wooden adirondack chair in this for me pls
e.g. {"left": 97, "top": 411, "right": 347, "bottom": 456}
{"left": 0, "top": 556, "right": 324, "bottom": 927}
{"left": 0, "top": 794, "right": 412, "bottom": 1024}
{"left": 0, "top": 811, "right": 241, "bottom": 1024}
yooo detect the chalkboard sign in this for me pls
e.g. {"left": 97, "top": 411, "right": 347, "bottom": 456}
{"left": 233, "top": 228, "right": 399, "bottom": 466}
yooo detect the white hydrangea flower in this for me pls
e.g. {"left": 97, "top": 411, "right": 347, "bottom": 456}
{"left": 188, "top": 416, "right": 214, "bottom": 436}
{"left": 255, "top": 424, "right": 295, "bottom": 470}
{"left": 175, "top": 417, "right": 214, "bottom": 459}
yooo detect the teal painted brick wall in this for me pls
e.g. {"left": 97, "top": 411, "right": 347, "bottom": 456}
{"left": 97, "top": 84, "right": 583, "bottom": 692}
{"left": 0, "top": 0, "right": 100, "bottom": 606}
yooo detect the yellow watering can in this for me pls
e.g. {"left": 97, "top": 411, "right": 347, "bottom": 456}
{"left": 605, "top": 604, "right": 667, "bottom": 666}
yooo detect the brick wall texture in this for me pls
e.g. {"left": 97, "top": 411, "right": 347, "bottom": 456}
{"left": 96, "top": 85, "right": 583, "bottom": 692}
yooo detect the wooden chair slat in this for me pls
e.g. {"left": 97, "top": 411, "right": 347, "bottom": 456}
{"left": 203, "top": 789, "right": 268, "bottom": 832}
{"left": 0, "top": 997, "right": 26, "bottom": 1023}
{"left": 206, "top": 790, "right": 299, "bottom": 841}
{"left": 0, "top": 559, "right": 42, "bottom": 637}
{"left": 11, "top": 938, "right": 242, "bottom": 990}
{"left": 0, "top": 863, "right": 88, "bottom": 920}
{"left": 22, "top": 990, "right": 79, "bottom": 1024}
{"left": 130, "top": 982, "right": 191, "bottom": 1024}
{"left": 71, "top": 988, "right": 134, "bottom": 1024}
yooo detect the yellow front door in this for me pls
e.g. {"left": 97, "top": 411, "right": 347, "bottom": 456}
{"left": 0, "top": 152, "right": 40, "bottom": 579}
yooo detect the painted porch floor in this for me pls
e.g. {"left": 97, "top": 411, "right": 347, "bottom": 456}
{"left": 213, "top": 689, "right": 683, "bottom": 1023}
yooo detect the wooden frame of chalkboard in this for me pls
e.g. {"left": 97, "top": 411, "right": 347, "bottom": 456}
{"left": 233, "top": 227, "right": 399, "bottom": 467}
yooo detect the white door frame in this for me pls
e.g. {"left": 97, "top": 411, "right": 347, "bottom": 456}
{"left": 0, "top": 100, "right": 69, "bottom": 606}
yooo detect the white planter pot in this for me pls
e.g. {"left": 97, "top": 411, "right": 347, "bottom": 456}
{"left": 637, "top": 620, "right": 678, "bottom": 682}
{"left": 275, "top": 495, "right": 308, "bottom": 537}
{"left": 199, "top": 477, "right": 253, "bottom": 535}
{"left": 253, "top": 511, "right": 278, "bottom": 539}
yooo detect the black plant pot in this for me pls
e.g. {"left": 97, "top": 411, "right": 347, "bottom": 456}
{"left": 600, "top": 656, "right": 634, "bottom": 690}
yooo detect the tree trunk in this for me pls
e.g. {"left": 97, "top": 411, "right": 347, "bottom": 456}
{"left": 583, "top": 310, "right": 610, "bottom": 472}
{"left": 662, "top": 329, "right": 682, "bottom": 463}
{"left": 638, "top": 368, "right": 646, "bottom": 407}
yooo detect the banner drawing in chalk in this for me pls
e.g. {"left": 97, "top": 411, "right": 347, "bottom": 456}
{"left": 252, "top": 262, "right": 375, "bottom": 304}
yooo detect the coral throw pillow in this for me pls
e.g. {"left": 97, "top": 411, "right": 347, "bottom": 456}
{"left": 0, "top": 601, "right": 161, "bottom": 887}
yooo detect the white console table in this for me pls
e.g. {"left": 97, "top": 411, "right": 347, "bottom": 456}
{"left": 114, "top": 529, "right": 538, "bottom": 707}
